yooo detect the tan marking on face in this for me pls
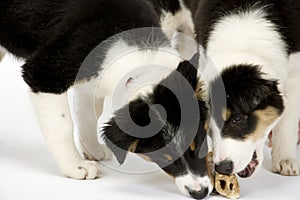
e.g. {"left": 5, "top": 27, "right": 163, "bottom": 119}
{"left": 222, "top": 108, "right": 232, "bottom": 121}
{"left": 206, "top": 151, "right": 214, "bottom": 185}
{"left": 164, "top": 154, "right": 173, "bottom": 161}
{"left": 190, "top": 141, "right": 196, "bottom": 151}
{"left": 128, "top": 140, "right": 139, "bottom": 152}
{"left": 138, "top": 154, "right": 152, "bottom": 162}
{"left": 247, "top": 106, "right": 280, "bottom": 142}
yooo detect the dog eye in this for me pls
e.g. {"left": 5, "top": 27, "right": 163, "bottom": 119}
{"left": 231, "top": 115, "right": 244, "bottom": 124}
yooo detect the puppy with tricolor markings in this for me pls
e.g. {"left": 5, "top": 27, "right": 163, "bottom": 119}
{"left": 102, "top": 55, "right": 214, "bottom": 199}
{"left": 189, "top": 0, "right": 300, "bottom": 178}
{"left": 0, "top": 0, "right": 213, "bottom": 198}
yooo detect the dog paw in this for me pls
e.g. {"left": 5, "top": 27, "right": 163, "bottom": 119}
{"left": 80, "top": 142, "right": 112, "bottom": 161}
{"left": 272, "top": 159, "right": 300, "bottom": 176}
{"left": 62, "top": 160, "right": 102, "bottom": 180}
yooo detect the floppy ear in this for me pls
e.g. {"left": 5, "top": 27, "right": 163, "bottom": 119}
{"left": 102, "top": 98, "right": 151, "bottom": 164}
{"left": 175, "top": 52, "right": 199, "bottom": 90}
{"left": 102, "top": 117, "right": 140, "bottom": 165}
{"left": 153, "top": 52, "right": 200, "bottom": 99}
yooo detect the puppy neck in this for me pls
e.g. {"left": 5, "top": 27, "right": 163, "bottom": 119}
{"left": 98, "top": 39, "right": 182, "bottom": 109}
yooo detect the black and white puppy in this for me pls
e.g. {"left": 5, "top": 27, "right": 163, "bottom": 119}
{"left": 191, "top": 0, "right": 300, "bottom": 177}
{"left": 103, "top": 55, "right": 214, "bottom": 198}
{"left": 0, "top": 0, "right": 213, "bottom": 198}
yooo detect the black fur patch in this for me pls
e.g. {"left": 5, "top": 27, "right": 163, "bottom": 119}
{"left": 210, "top": 64, "right": 284, "bottom": 139}
{"left": 0, "top": 0, "right": 167, "bottom": 93}
{"left": 182, "top": 0, "right": 201, "bottom": 16}
{"left": 145, "top": 0, "right": 181, "bottom": 16}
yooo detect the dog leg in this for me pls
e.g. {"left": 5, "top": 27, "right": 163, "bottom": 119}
{"left": 272, "top": 111, "right": 299, "bottom": 176}
{"left": 272, "top": 54, "right": 300, "bottom": 176}
{"left": 30, "top": 92, "right": 101, "bottom": 179}
{"left": 74, "top": 83, "right": 112, "bottom": 161}
{"left": 268, "top": 121, "right": 300, "bottom": 147}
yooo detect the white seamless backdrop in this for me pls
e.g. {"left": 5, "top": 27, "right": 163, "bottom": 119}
{"left": 0, "top": 55, "right": 299, "bottom": 200}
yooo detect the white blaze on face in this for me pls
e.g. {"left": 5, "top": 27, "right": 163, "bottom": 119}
{"left": 175, "top": 173, "right": 213, "bottom": 197}
{"left": 214, "top": 138, "right": 256, "bottom": 173}
{"left": 214, "top": 136, "right": 268, "bottom": 176}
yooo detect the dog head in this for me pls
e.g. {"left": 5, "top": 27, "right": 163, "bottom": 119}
{"left": 209, "top": 64, "right": 284, "bottom": 178}
{"left": 102, "top": 55, "right": 214, "bottom": 199}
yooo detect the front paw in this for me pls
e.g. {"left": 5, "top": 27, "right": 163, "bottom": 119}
{"left": 272, "top": 158, "right": 300, "bottom": 176}
{"left": 61, "top": 160, "right": 102, "bottom": 180}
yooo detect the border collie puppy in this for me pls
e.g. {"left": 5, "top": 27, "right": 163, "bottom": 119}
{"left": 103, "top": 55, "right": 214, "bottom": 198}
{"left": 191, "top": 0, "right": 300, "bottom": 178}
{"left": 0, "top": 0, "right": 213, "bottom": 198}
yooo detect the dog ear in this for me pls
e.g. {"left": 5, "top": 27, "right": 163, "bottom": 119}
{"left": 102, "top": 98, "right": 150, "bottom": 164}
{"left": 102, "top": 117, "right": 140, "bottom": 165}
{"left": 153, "top": 52, "right": 200, "bottom": 99}
{"left": 175, "top": 52, "right": 199, "bottom": 90}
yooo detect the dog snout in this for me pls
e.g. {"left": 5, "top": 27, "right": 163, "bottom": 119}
{"left": 187, "top": 187, "right": 209, "bottom": 199}
{"left": 215, "top": 160, "right": 234, "bottom": 175}
{"left": 175, "top": 175, "right": 212, "bottom": 199}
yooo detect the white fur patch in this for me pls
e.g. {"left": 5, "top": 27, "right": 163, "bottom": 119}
{"left": 30, "top": 92, "right": 100, "bottom": 179}
{"left": 74, "top": 80, "right": 113, "bottom": 161}
{"left": 97, "top": 39, "right": 182, "bottom": 100}
{"left": 214, "top": 138, "right": 258, "bottom": 173}
{"left": 272, "top": 52, "right": 300, "bottom": 175}
{"left": 175, "top": 173, "right": 213, "bottom": 197}
{"left": 205, "top": 8, "right": 288, "bottom": 92}
{"left": 160, "top": 0, "right": 197, "bottom": 60}
{"left": 160, "top": 0, "right": 195, "bottom": 39}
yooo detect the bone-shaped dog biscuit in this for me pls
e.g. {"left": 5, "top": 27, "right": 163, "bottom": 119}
{"left": 215, "top": 172, "right": 240, "bottom": 199}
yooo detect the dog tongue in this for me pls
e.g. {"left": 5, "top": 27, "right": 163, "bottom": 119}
{"left": 237, "top": 153, "right": 259, "bottom": 178}
{"left": 237, "top": 163, "right": 255, "bottom": 178}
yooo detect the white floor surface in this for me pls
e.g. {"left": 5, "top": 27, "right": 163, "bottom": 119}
{"left": 0, "top": 55, "right": 300, "bottom": 200}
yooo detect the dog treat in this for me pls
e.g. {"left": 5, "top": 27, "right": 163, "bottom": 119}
{"left": 215, "top": 172, "right": 240, "bottom": 199}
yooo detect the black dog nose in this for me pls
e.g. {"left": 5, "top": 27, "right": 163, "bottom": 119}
{"left": 188, "top": 187, "right": 209, "bottom": 199}
{"left": 215, "top": 160, "right": 234, "bottom": 175}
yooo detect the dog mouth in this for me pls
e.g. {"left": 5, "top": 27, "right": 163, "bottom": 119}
{"left": 237, "top": 151, "right": 259, "bottom": 178}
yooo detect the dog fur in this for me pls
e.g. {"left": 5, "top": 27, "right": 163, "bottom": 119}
{"left": 192, "top": 0, "right": 300, "bottom": 177}
{"left": 0, "top": 0, "right": 213, "bottom": 198}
